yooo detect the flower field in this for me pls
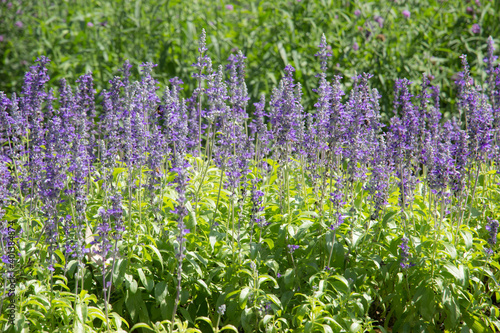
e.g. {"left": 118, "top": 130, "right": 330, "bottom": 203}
{"left": 1, "top": 5, "right": 500, "bottom": 333}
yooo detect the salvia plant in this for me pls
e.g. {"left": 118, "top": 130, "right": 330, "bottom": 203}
{"left": 0, "top": 31, "right": 499, "bottom": 333}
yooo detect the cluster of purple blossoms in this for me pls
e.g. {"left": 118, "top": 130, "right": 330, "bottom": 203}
{"left": 365, "top": 138, "right": 392, "bottom": 219}
{"left": 288, "top": 244, "right": 300, "bottom": 254}
{"left": 485, "top": 218, "right": 498, "bottom": 255}
{"left": 0, "top": 31, "right": 499, "bottom": 328}
{"left": 250, "top": 178, "right": 266, "bottom": 228}
{"left": 399, "top": 237, "right": 411, "bottom": 269}
{"left": 269, "top": 64, "right": 305, "bottom": 158}
{"left": 249, "top": 94, "right": 272, "bottom": 170}
{"left": 456, "top": 55, "right": 494, "bottom": 162}
{"left": 0, "top": 157, "right": 12, "bottom": 266}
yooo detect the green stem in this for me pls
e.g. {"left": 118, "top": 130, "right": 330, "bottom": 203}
{"left": 465, "top": 166, "right": 481, "bottom": 227}
{"left": 139, "top": 165, "right": 144, "bottom": 233}
{"left": 102, "top": 261, "right": 110, "bottom": 332}
{"left": 209, "top": 165, "right": 225, "bottom": 231}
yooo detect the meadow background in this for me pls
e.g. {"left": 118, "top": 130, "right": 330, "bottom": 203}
{"left": 1, "top": 0, "right": 500, "bottom": 333}
{"left": 1, "top": 0, "right": 499, "bottom": 119}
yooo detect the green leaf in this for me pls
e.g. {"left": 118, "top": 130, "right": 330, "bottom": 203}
{"left": 461, "top": 230, "right": 473, "bottom": 250}
{"left": 288, "top": 224, "right": 297, "bottom": 238}
{"left": 111, "top": 312, "right": 129, "bottom": 329}
{"left": 179, "top": 307, "right": 194, "bottom": 324}
{"left": 75, "top": 301, "right": 88, "bottom": 324}
{"left": 73, "top": 321, "right": 85, "bottom": 333}
{"left": 266, "top": 293, "right": 282, "bottom": 309}
{"left": 87, "top": 307, "right": 106, "bottom": 322}
{"left": 382, "top": 211, "right": 397, "bottom": 226}
{"left": 262, "top": 238, "right": 274, "bottom": 249}
{"left": 146, "top": 244, "right": 164, "bottom": 272}
{"left": 130, "top": 323, "right": 153, "bottom": 332}
{"left": 220, "top": 324, "right": 239, "bottom": 332}
{"left": 443, "top": 288, "right": 460, "bottom": 327}
{"left": 27, "top": 299, "right": 48, "bottom": 312}
{"left": 295, "top": 221, "right": 314, "bottom": 240}
{"left": 258, "top": 274, "right": 278, "bottom": 288}
{"left": 330, "top": 275, "right": 350, "bottom": 294}
{"left": 263, "top": 314, "right": 273, "bottom": 326}
{"left": 137, "top": 268, "right": 154, "bottom": 292}
{"left": 443, "top": 262, "right": 464, "bottom": 285}
{"left": 442, "top": 242, "right": 457, "bottom": 259}
{"left": 209, "top": 234, "right": 217, "bottom": 251}
{"left": 126, "top": 278, "right": 138, "bottom": 294}
{"left": 284, "top": 268, "right": 294, "bottom": 287}
{"left": 463, "top": 313, "right": 488, "bottom": 333}
{"left": 154, "top": 281, "right": 168, "bottom": 303}
{"left": 195, "top": 316, "right": 212, "bottom": 326}
{"left": 239, "top": 287, "right": 251, "bottom": 309}
{"left": 196, "top": 279, "right": 211, "bottom": 295}
{"left": 349, "top": 322, "right": 362, "bottom": 333}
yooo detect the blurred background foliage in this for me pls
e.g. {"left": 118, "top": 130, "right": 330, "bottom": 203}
{"left": 0, "top": 0, "right": 499, "bottom": 121}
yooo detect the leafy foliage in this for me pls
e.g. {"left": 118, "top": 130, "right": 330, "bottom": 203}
{"left": 0, "top": 22, "right": 500, "bottom": 333}
{"left": 0, "top": 0, "right": 499, "bottom": 118}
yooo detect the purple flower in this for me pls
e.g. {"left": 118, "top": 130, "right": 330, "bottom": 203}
{"left": 471, "top": 24, "right": 480, "bottom": 34}
{"left": 399, "top": 237, "right": 411, "bottom": 269}
{"left": 269, "top": 64, "right": 305, "bottom": 157}
{"left": 486, "top": 217, "right": 498, "bottom": 248}
{"left": 354, "top": 9, "right": 361, "bottom": 17}
{"left": 249, "top": 179, "right": 266, "bottom": 228}
{"left": 288, "top": 244, "right": 300, "bottom": 253}
{"left": 374, "top": 15, "right": 384, "bottom": 28}
{"left": 402, "top": 10, "right": 410, "bottom": 18}
{"left": 456, "top": 55, "right": 493, "bottom": 162}
{"left": 1, "top": 254, "right": 10, "bottom": 265}
{"left": 352, "top": 42, "right": 359, "bottom": 51}
{"left": 14, "top": 20, "right": 23, "bottom": 28}
{"left": 0, "top": 35, "right": 3, "bottom": 42}
{"left": 87, "top": 22, "right": 94, "bottom": 27}
{"left": 225, "top": 4, "right": 233, "bottom": 10}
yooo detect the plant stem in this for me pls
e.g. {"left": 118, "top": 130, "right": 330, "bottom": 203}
{"left": 102, "top": 261, "right": 110, "bottom": 332}
{"left": 465, "top": 165, "right": 481, "bottom": 226}
{"left": 170, "top": 260, "right": 183, "bottom": 333}
{"left": 209, "top": 165, "right": 225, "bottom": 231}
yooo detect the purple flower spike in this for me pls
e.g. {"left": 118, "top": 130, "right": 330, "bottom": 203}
{"left": 399, "top": 237, "right": 411, "bottom": 269}
{"left": 486, "top": 217, "right": 499, "bottom": 250}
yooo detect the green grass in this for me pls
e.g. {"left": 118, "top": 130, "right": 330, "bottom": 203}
{"left": 1, "top": 0, "right": 499, "bottom": 119}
